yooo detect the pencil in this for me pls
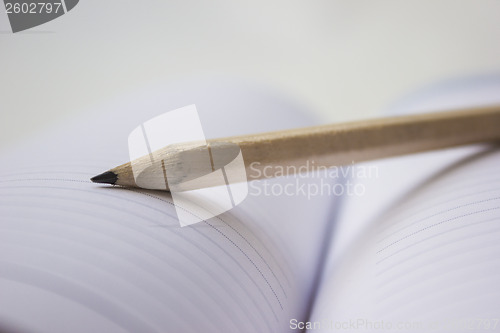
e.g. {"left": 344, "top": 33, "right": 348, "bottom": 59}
{"left": 91, "top": 105, "right": 500, "bottom": 191}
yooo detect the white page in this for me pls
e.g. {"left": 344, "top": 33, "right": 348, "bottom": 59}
{"left": 309, "top": 76, "right": 500, "bottom": 331}
{"left": 0, "top": 79, "right": 336, "bottom": 333}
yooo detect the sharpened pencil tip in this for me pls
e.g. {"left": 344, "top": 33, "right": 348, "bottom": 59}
{"left": 91, "top": 171, "right": 118, "bottom": 185}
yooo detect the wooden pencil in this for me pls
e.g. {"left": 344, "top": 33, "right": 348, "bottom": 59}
{"left": 91, "top": 105, "right": 500, "bottom": 191}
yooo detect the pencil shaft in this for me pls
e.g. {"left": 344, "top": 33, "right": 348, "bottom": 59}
{"left": 110, "top": 105, "right": 500, "bottom": 189}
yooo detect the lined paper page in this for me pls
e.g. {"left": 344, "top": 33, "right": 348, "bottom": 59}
{"left": 309, "top": 147, "right": 500, "bottom": 332}
{"left": 374, "top": 149, "right": 500, "bottom": 320}
{"left": 0, "top": 81, "right": 335, "bottom": 333}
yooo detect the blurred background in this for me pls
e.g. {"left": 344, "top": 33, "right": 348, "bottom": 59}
{"left": 1, "top": 0, "right": 500, "bottom": 148}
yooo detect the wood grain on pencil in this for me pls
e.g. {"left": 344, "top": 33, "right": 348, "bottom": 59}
{"left": 91, "top": 105, "right": 500, "bottom": 191}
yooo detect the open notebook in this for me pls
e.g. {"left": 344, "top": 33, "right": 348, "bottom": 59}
{"left": 0, "top": 78, "right": 499, "bottom": 333}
